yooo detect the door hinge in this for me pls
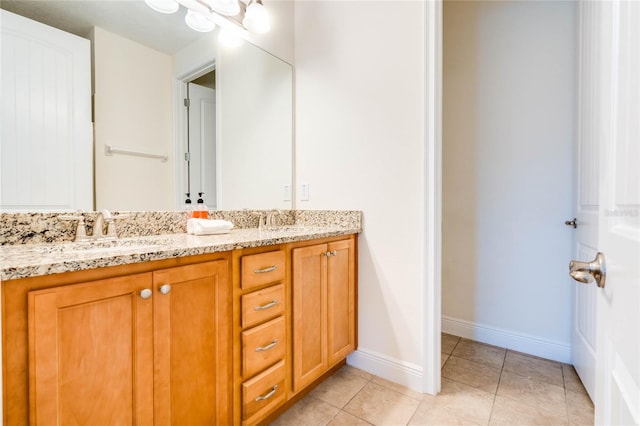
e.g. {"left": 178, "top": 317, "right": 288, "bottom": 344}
{"left": 184, "top": 98, "right": 190, "bottom": 108}
{"left": 184, "top": 152, "right": 191, "bottom": 162}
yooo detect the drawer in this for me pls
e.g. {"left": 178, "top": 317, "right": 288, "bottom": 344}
{"left": 242, "top": 316, "right": 286, "bottom": 378}
{"left": 242, "top": 360, "right": 286, "bottom": 422}
{"left": 241, "top": 251, "right": 285, "bottom": 290}
{"left": 242, "top": 284, "right": 285, "bottom": 328}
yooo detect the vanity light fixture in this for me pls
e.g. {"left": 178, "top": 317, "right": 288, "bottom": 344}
{"left": 185, "top": 9, "right": 217, "bottom": 32}
{"left": 207, "top": 0, "right": 241, "bottom": 17}
{"left": 144, "top": 0, "right": 271, "bottom": 34}
{"left": 242, "top": 0, "right": 270, "bottom": 34}
{"left": 144, "top": 0, "right": 180, "bottom": 14}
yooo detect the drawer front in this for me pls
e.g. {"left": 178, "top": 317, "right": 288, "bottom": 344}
{"left": 242, "top": 317, "right": 286, "bottom": 378}
{"left": 242, "top": 284, "right": 285, "bottom": 328}
{"left": 241, "top": 251, "right": 285, "bottom": 290}
{"left": 242, "top": 360, "right": 286, "bottom": 422}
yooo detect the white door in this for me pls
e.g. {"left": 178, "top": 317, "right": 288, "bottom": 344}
{"left": 187, "top": 82, "right": 216, "bottom": 209}
{"left": 572, "top": 1, "right": 601, "bottom": 401}
{"left": 593, "top": 0, "right": 639, "bottom": 424}
{"left": 0, "top": 10, "right": 92, "bottom": 211}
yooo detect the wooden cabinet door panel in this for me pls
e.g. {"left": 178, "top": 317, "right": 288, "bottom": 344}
{"left": 28, "top": 273, "right": 154, "bottom": 426}
{"left": 292, "top": 244, "right": 328, "bottom": 392}
{"left": 327, "top": 239, "right": 356, "bottom": 365}
{"left": 153, "top": 260, "right": 231, "bottom": 425}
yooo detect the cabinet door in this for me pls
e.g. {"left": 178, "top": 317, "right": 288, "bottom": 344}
{"left": 153, "top": 260, "right": 231, "bottom": 425}
{"left": 292, "top": 243, "right": 328, "bottom": 392}
{"left": 28, "top": 273, "right": 154, "bottom": 426}
{"left": 327, "top": 239, "right": 356, "bottom": 365}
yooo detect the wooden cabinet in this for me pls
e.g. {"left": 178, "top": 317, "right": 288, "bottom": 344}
{"left": 292, "top": 237, "right": 356, "bottom": 392}
{"left": 3, "top": 234, "right": 357, "bottom": 425}
{"left": 235, "top": 249, "right": 288, "bottom": 425}
{"left": 26, "top": 259, "right": 231, "bottom": 425}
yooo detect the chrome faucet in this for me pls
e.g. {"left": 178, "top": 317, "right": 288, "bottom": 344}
{"left": 59, "top": 209, "right": 129, "bottom": 242}
{"left": 266, "top": 209, "right": 281, "bottom": 227}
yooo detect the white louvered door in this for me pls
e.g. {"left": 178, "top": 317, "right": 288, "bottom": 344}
{"left": 1, "top": 10, "right": 92, "bottom": 211}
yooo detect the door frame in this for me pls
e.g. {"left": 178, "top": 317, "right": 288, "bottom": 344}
{"left": 173, "top": 61, "right": 216, "bottom": 210}
{"left": 422, "top": 0, "right": 443, "bottom": 395}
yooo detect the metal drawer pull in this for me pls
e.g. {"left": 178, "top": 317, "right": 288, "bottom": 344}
{"left": 254, "top": 300, "right": 278, "bottom": 311}
{"left": 254, "top": 265, "right": 277, "bottom": 274}
{"left": 255, "top": 339, "right": 279, "bottom": 352}
{"left": 255, "top": 384, "right": 278, "bottom": 402}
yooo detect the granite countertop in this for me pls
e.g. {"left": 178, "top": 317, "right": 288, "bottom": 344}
{"left": 0, "top": 225, "right": 359, "bottom": 281}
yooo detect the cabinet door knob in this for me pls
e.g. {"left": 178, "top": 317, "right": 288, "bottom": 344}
{"left": 159, "top": 284, "right": 171, "bottom": 295}
{"left": 140, "top": 288, "right": 153, "bottom": 299}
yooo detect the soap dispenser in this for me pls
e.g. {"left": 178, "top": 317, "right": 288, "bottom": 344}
{"left": 194, "top": 192, "right": 209, "bottom": 219}
{"left": 184, "top": 193, "right": 193, "bottom": 215}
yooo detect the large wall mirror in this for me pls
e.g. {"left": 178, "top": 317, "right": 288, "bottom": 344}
{"left": 0, "top": 1, "right": 293, "bottom": 212}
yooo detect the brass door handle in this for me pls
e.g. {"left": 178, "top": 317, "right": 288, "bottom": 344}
{"left": 569, "top": 252, "right": 606, "bottom": 288}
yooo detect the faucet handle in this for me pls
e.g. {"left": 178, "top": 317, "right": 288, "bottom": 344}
{"left": 104, "top": 213, "right": 130, "bottom": 238}
{"left": 58, "top": 214, "right": 89, "bottom": 241}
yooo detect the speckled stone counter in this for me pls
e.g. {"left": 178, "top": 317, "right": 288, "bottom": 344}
{"left": 0, "top": 210, "right": 362, "bottom": 281}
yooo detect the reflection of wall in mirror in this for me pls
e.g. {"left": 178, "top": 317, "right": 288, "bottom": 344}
{"left": 218, "top": 41, "right": 293, "bottom": 210}
{"left": 91, "top": 27, "right": 174, "bottom": 211}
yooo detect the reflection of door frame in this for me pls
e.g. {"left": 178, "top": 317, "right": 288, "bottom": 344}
{"left": 173, "top": 61, "right": 216, "bottom": 209}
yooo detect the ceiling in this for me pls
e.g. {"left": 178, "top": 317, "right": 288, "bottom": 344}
{"left": 0, "top": 0, "right": 209, "bottom": 54}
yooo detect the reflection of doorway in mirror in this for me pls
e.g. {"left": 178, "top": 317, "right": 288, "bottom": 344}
{"left": 187, "top": 71, "right": 216, "bottom": 209}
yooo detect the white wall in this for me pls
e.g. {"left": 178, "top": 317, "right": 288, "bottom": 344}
{"left": 92, "top": 27, "right": 174, "bottom": 211}
{"left": 442, "top": 1, "right": 576, "bottom": 362}
{"left": 295, "top": 1, "right": 427, "bottom": 389}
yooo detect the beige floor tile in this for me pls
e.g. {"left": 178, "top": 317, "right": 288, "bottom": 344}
{"left": 371, "top": 376, "right": 424, "bottom": 401}
{"left": 441, "top": 352, "right": 450, "bottom": 368}
{"left": 271, "top": 395, "right": 340, "bottom": 426}
{"left": 489, "top": 395, "right": 569, "bottom": 425}
{"left": 408, "top": 378, "right": 494, "bottom": 426}
{"left": 562, "top": 364, "right": 589, "bottom": 395}
{"left": 343, "top": 382, "right": 421, "bottom": 426}
{"left": 345, "top": 364, "right": 375, "bottom": 381}
{"left": 442, "top": 333, "right": 461, "bottom": 355}
{"left": 503, "top": 351, "right": 564, "bottom": 387}
{"left": 442, "top": 356, "right": 502, "bottom": 394}
{"left": 327, "top": 411, "right": 373, "bottom": 425}
{"left": 311, "top": 365, "right": 371, "bottom": 408}
{"left": 497, "top": 370, "right": 566, "bottom": 414}
{"left": 451, "top": 339, "right": 506, "bottom": 370}
{"left": 566, "top": 390, "right": 594, "bottom": 426}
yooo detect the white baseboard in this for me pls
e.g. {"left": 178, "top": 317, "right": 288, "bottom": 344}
{"left": 442, "top": 316, "right": 571, "bottom": 364}
{"left": 347, "top": 348, "right": 426, "bottom": 393}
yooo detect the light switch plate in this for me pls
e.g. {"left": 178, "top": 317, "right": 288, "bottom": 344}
{"left": 300, "top": 184, "right": 309, "bottom": 201}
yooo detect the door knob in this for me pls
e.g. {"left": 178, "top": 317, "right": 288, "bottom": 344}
{"left": 565, "top": 218, "right": 577, "bottom": 228}
{"left": 569, "top": 252, "right": 606, "bottom": 288}
{"left": 159, "top": 284, "right": 171, "bottom": 295}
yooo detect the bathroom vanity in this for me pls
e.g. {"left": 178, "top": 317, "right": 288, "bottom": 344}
{"left": 1, "top": 211, "right": 360, "bottom": 425}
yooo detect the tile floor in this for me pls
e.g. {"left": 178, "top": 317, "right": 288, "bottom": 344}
{"left": 270, "top": 333, "right": 594, "bottom": 425}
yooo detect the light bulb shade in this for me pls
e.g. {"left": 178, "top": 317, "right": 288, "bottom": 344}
{"left": 144, "top": 0, "right": 179, "bottom": 14}
{"left": 185, "top": 10, "right": 216, "bottom": 32}
{"left": 242, "top": 1, "right": 271, "bottom": 34}
{"left": 206, "top": 0, "right": 240, "bottom": 16}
